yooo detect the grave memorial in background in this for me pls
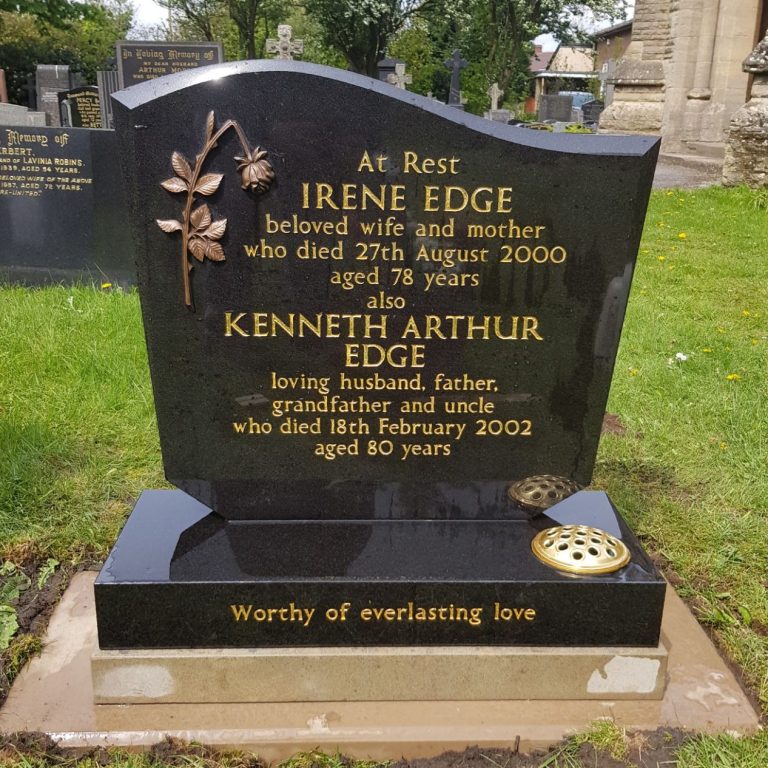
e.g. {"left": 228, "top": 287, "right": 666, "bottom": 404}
{"left": 95, "top": 60, "right": 664, "bottom": 669}
{"left": 0, "top": 126, "right": 132, "bottom": 285}
{"left": 445, "top": 50, "right": 468, "bottom": 109}
{"left": 387, "top": 62, "right": 412, "bottom": 90}
{"left": 59, "top": 86, "right": 102, "bottom": 128}
{"left": 35, "top": 64, "right": 74, "bottom": 126}
{"left": 485, "top": 82, "right": 511, "bottom": 123}
{"left": 266, "top": 24, "right": 304, "bottom": 60}
{"left": 116, "top": 41, "right": 224, "bottom": 89}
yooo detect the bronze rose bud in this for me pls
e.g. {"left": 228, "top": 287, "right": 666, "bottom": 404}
{"left": 235, "top": 147, "right": 275, "bottom": 193}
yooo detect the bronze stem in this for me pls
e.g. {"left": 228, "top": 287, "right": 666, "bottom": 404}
{"left": 179, "top": 120, "right": 251, "bottom": 310}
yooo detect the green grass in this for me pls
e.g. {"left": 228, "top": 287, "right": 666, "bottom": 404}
{"left": 596, "top": 186, "right": 768, "bottom": 709}
{"left": 0, "top": 286, "right": 164, "bottom": 559}
{"left": 0, "top": 187, "right": 767, "bottom": 763}
{"left": 675, "top": 731, "right": 768, "bottom": 767}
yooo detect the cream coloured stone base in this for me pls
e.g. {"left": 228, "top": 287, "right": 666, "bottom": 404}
{"left": 0, "top": 573, "right": 760, "bottom": 759}
{"left": 92, "top": 641, "right": 668, "bottom": 704}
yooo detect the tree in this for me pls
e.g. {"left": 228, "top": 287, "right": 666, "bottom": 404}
{"left": 302, "top": 0, "right": 435, "bottom": 76}
{"left": 158, "top": 0, "right": 223, "bottom": 41}
{"left": 158, "top": 0, "right": 287, "bottom": 60}
{"left": 458, "top": 0, "right": 628, "bottom": 100}
{"left": 388, "top": 21, "right": 438, "bottom": 94}
{"left": 0, "top": 1, "right": 132, "bottom": 104}
{"left": 383, "top": 0, "right": 626, "bottom": 114}
{"left": 0, "top": 0, "right": 95, "bottom": 29}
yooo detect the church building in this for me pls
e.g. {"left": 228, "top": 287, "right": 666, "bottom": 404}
{"left": 600, "top": 0, "right": 768, "bottom": 154}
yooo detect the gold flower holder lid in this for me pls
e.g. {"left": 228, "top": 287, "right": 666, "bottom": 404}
{"left": 507, "top": 474, "right": 582, "bottom": 512}
{"left": 531, "top": 525, "right": 631, "bottom": 575}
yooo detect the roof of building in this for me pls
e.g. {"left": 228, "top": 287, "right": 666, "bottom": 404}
{"left": 593, "top": 19, "right": 633, "bottom": 40}
{"left": 530, "top": 48, "right": 554, "bottom": 73}
{"left": 542, "top": 44, "right": 596, "bottom": 75}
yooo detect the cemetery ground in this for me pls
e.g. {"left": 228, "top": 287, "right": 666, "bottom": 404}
{"left": 0, "top": 184, "right": 766, "bottom": 766}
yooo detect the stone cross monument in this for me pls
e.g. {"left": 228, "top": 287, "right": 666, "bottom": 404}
{"left": 387, "top": 62, "right": 412, "bottom": 90}
{"left": 266, "top": 25, "right": 304, "bottom": 60}
{"left": 488, "top": 82, "right": 503, "bottom": 111}
{"left": 485, "top": 82, "right": 511, "bottom": 123}
{"left": 444, "top": 49, "right": 468, "bottom": 109}
{"left": 723, "top": 30, "right": 768, "bottom": 187}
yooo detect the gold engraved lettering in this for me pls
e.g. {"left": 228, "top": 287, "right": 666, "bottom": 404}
{"left": 301, "top": 182, "right": 406, "bottom": 211}
{"left": 423, "top": 185, "right": 513, "bottom": 213}
{"left": 224, "top": 312, "right": 248, "bottom": 337}
{"left": 357, "top": 151, "right": 375, "bottom": 172}
{"left": 345, "top": 343, "right": 426, "bottom": 368}
{"left": 359, "top": 602, "right": 483, "bottom": 626}
{"left": 522, "top": 316, "right": 543, "bottom": 341}
{"left": 494, "top": 603, "right": 537, "bottom": 622}
{"left": 467, "top": 220, "right": 546, "bottom": 239}
{"left": 402, "top": 151, "right": 460, "bottom": 175}
{"left": 223, "top": 313, "right": 388, "bottom": 340}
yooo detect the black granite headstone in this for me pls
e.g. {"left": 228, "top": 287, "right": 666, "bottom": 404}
{"left": 97, "top": 70, "right": 120, "bottom": 129}
{"left": 582, "top": 99, "right": 605, "bottom": 125}
{"left": 59, "top": 86, "right": 102, "bottom": 128}
{"left": 116, "top": 41, "right": 224, "bottom": 89}
{"left": 0, "top": 126, "right": 134, "bottom": 285}
{"left": 35, "top": 64, "right": 71, "bottom": 127}
{"left": 97, "top": 61, "right": 664, "bottom": 649}
{"left": 376, "top": 57, "right": 404, "bottom": 83}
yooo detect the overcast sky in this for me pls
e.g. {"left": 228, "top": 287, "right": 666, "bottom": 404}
{"left": 132, "top": 0, "right": 166, "bottom": 27}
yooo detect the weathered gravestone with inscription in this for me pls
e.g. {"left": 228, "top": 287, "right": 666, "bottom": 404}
{"left": 95, "top": 61, "right": 664, "bottom": 652}
{"left": 0, "top": 126, "right": 133, "bottom": 285}
{"left": 36, "top": 64, "right": 73, "bottom": 126}
{"left": 116, "top": 41, "right": 224, "bottom": 89}
{"left": 59, "top": 86, "right": 102, "bottom": 128}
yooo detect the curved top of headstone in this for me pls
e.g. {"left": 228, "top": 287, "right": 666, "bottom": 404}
{"left": 112, "top": 59, "right": 657, "bottom": 158}
{"left": 111, "top": 56, "right": 659, "bottom": 520}
{"left": 743, "top": 30, "right": 768, "bottom": 74}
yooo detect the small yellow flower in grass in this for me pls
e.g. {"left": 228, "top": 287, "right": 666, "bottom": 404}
{"left": 657, "top": 255, "right": 666, "bottom": 262}
{"left": 101, "top": 282, "right": 112, "bottom": 289}
{"left": 702, "top": 347, "right": 713, "bottom": 353}
{"left": 741, "top": 310, "right": 751, "bottom": 317}
{"left": 677, "top": 232, "right": 688, "bottom": 240}
{"left": 719, "top": 442, "right": 727, "bottom": 451}
{"left": 639, "top": 289, "right": 647, "bottom": 296}
{"left": 751, "top": 338, "right": 759, "bottom": 346}
{"left": 725, "top": 373, "right": 742, "bottom": 381}
{"left": 628, "top": 368, "right": 639, "bottom": 377}
{"left": 666, "top": 191, "right": 674, "bottom": 196}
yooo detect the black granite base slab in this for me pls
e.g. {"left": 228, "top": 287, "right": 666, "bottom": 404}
{"left": 94, "top": 490, "right": 666, "bottom": 649}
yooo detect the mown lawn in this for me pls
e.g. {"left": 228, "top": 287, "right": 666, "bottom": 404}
{"left": 0, "top": 186, "right": 766, "bottom": 766}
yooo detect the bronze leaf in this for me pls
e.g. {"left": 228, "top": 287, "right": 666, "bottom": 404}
{"left": 204, "top": 218, "right": 227, "bottom": 240}
{"left": 205, "top": 111, "right": 215, "bottom": 141}
{"left": 190, "top": 204, "right": 211, "bottom": 230}
{"left": 171, "top": 151, "right": 193, "bottom": 182}
{"left": 161, "top": 177, "right": 188, "bottom": 194}
{"left": 156, "top": 218, "right": 182, "bottom": 233}
{"left": 206, "top": 241, "right": 225, "bottom": 261}
{"left": 195, "top": 173, "right": 223, "bottom": 196}
{"left": 189, "top": 237, "right": 207, "bottom": 262}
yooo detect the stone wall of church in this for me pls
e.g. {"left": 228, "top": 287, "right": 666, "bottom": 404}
{"left": 601, "top": 0, "right": 762, "bottom": 152}
{"left": 662, "top": 0, "right": 761, "bottom": 152}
